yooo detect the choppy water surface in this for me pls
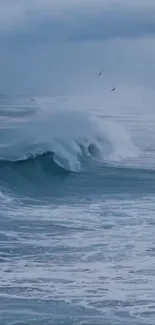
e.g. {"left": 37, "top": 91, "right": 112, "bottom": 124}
{"left": 0, "top": 92, "right": 155, "bottom": 324}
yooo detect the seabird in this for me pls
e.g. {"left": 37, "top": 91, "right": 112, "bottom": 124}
{"left": 110, "top": 87, "right": 116, "bottom": 92}
{"left": 98, "top": 70, "right": 103, "bottom": 77}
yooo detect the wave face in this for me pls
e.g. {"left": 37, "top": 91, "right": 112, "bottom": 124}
{"left": 1, "top": 94, "right": 155, "bottom": 325}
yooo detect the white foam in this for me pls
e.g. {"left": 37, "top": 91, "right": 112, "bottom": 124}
{"left": 1, "top": 195, "right": 155, "bottom": 321}
{"left": 90, "top": 117, "right": 139, "bottom": 163}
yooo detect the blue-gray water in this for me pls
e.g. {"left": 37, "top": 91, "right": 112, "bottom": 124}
{"left": 0, "top": 94, "right": 155, "bottom": 325}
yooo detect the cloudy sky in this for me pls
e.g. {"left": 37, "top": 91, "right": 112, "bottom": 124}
{"left": 0, "top": 0, "right": 155, "bottom": 95}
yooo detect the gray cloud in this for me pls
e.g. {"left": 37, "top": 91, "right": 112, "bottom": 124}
{"left": 69, "top": 8, "right": 155, "bottom": 41}
{"left": 1, "top": 1, "right": 155, "bottom": 42}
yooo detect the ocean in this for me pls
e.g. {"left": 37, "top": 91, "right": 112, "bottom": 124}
{"left": 0, "top": 91, "right": 155, "bottom": 325}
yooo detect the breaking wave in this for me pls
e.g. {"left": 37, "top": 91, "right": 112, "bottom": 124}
{"left": 0, "top": 108, "right": 138, "bottom": 172}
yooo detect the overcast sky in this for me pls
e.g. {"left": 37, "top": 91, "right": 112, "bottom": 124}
{"left": 0, "top": 0, "right": 155, "bottom": 95}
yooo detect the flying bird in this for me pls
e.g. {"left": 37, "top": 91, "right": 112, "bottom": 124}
{"left": 98, "top": 70, "right": 103, "bottom": 77}
{"left": 110, "top": 87, "right": 116, "bottom": 92}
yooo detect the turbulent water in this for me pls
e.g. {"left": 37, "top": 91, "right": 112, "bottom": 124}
{"left": 1, "top": 91, "right": 155, "bottom": 325}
